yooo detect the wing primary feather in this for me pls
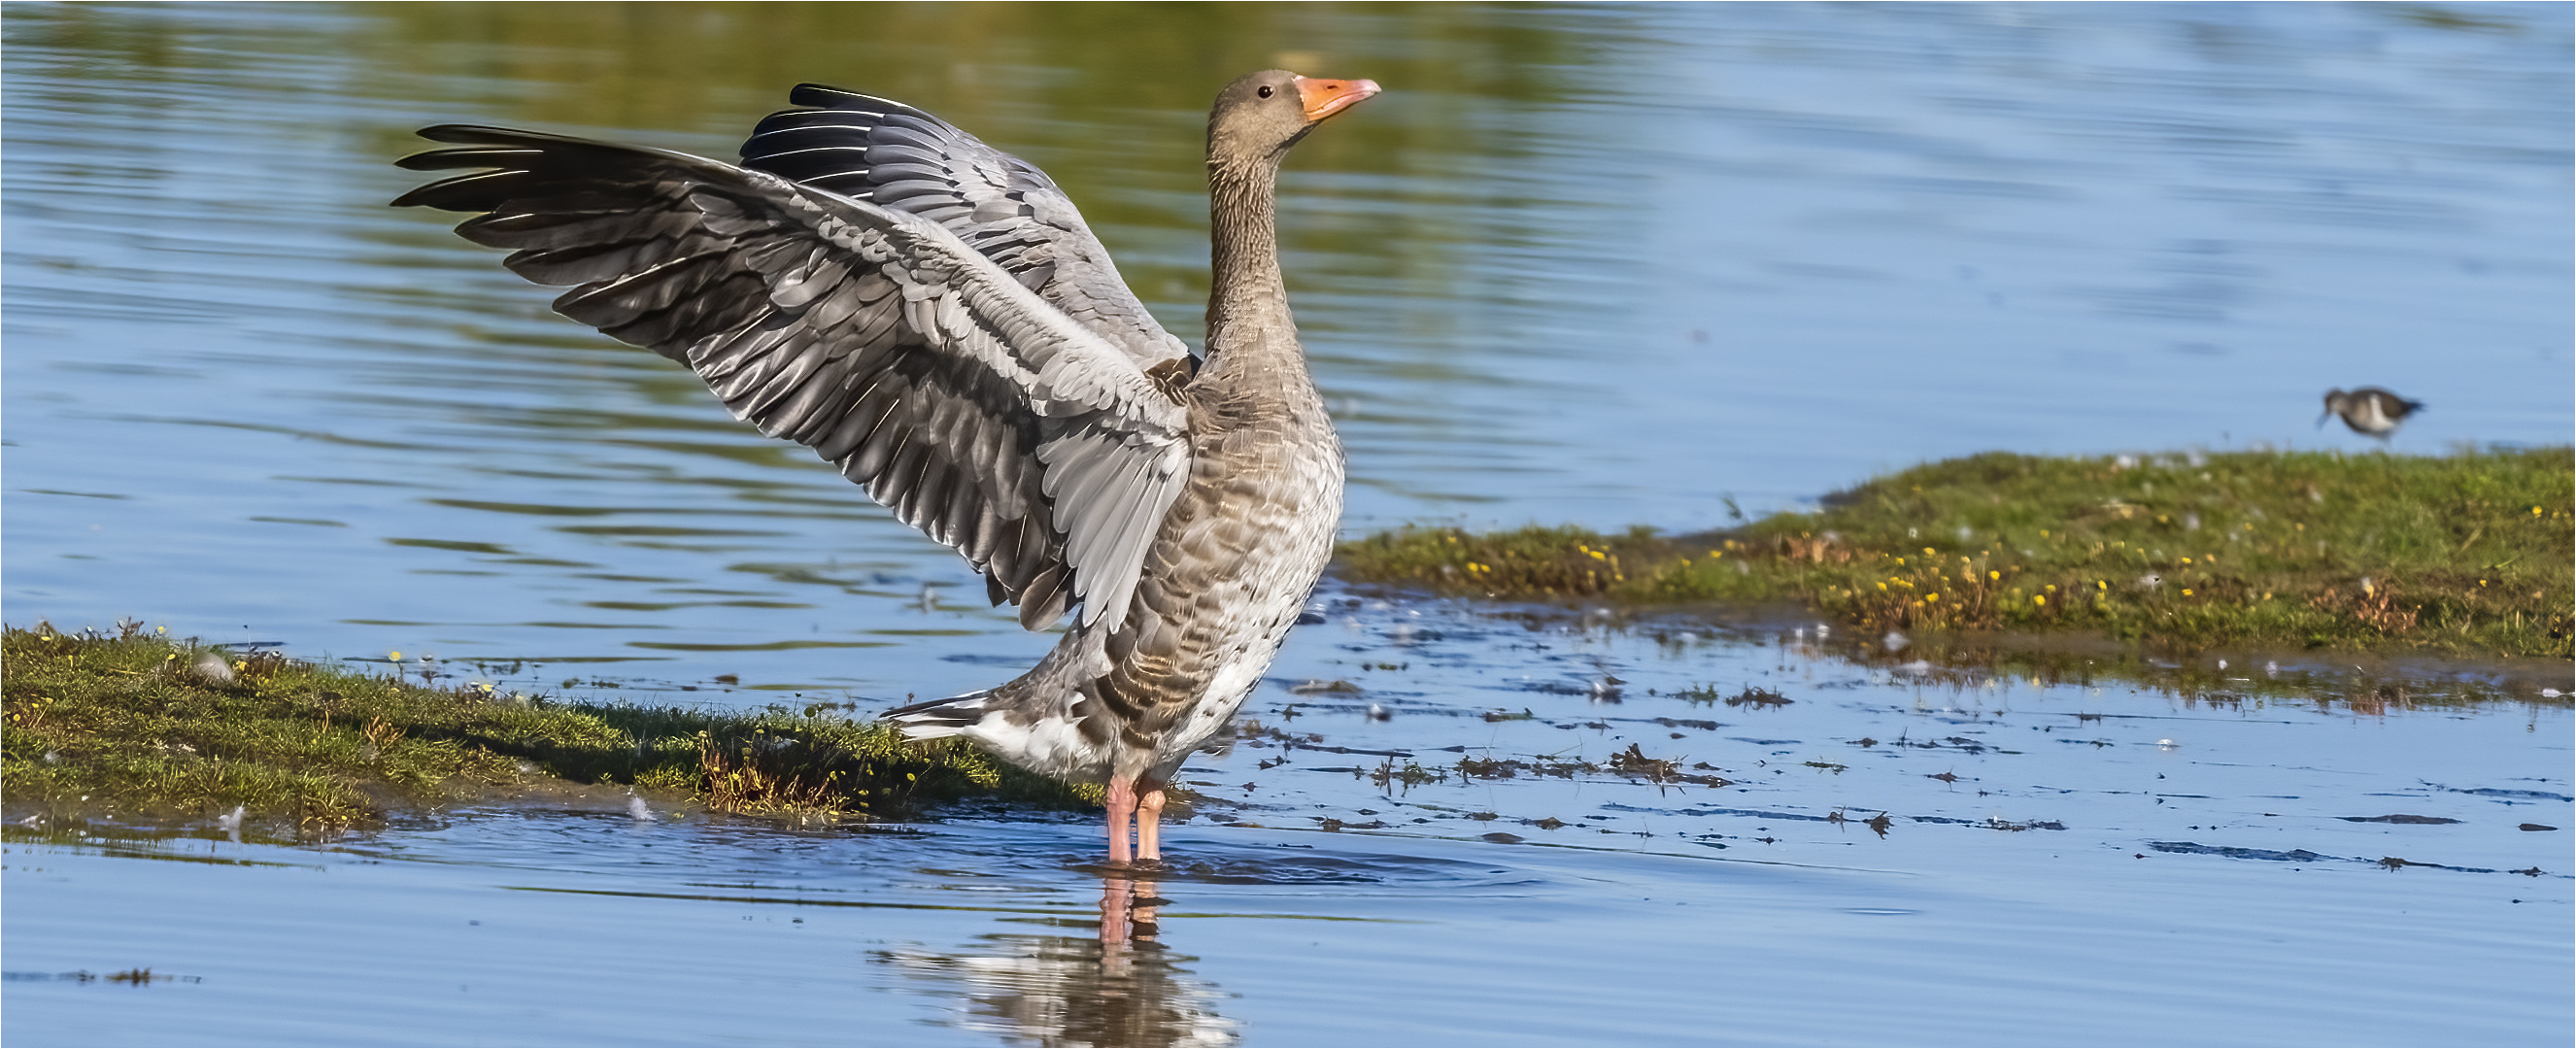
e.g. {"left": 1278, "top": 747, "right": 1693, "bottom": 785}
{"left": 395, "top": 112, "right": 1195, "bottom": 636}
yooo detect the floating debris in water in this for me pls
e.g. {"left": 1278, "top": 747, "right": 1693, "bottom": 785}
{"left": 1366, "top": 703, "right": 1390, "bottom": 722}
{"left": 1723, "top": 686, "right": 1790, "bottom": 709}
{"left": 627, "top": 796, "right": 654, "bottom": 822}
{"left": 1881, "top": 631, "right": 1909, "bottom": 653}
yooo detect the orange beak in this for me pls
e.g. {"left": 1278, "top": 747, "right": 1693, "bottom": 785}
{"left": 1294, "top": 76, "right": 1382, "bottom": 122}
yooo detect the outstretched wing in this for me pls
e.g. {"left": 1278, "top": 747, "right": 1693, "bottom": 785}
{"left": 739, "top": 84, "right": 1192, "bottom": 376}
{"left": 393, "top": 125, "right": 1190, "bottom": 633}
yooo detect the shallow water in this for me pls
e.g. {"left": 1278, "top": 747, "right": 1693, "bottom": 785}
{"left": 8, "top": 597, "right": 2572, "bottom": 1046}
{"left": 3, "top": 4, "right": 2572, "bottom": 1045}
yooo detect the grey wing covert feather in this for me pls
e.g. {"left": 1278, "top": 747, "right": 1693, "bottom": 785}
{"left": 740, "top": 84, "right": 1192, "bottom": 374}
{"left": 392, "top": 124, "right": 1191, "bottom": 634}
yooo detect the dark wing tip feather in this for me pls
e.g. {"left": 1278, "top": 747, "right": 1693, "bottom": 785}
{"left": 391, "top": 168, "right": 533, "bottom": 210}
{"left": 882, "top": 692, "right": 986, "bottom": 726}
{"left": 787, "top": 83, "right": 937, "bottom": 120}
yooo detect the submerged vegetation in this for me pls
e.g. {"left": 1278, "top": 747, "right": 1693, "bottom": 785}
{"left": 0, "top": 623, "right": 1088, "bottom": 826}
{"left": 1339, "top": 447, "right": 2574, "bottom": 660}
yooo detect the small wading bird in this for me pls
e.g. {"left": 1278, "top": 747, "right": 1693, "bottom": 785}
{"left": 396, "top": 71, "right": 1378, "bottom": 864}
{"left": 2319, "top": 387, "right": 2423, "bottom": 440}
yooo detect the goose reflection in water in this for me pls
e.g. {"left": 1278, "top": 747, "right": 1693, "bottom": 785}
{"left": 873, "top": 877, "right": 1237, "bottom": 1047}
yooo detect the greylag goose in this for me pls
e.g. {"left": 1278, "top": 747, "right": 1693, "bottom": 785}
{"left": 395, "top": 70, "right": 1379, "bottom": 864}
{"left": 2319, "top": 387, "right": 2424, "bottom": 440}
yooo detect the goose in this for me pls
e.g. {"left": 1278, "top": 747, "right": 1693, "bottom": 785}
{"left": 395, "top": 70, "right": 1379, "bottom": 864}
{"left": 2319, "top": 387, "right": 2423, "bottom": 440}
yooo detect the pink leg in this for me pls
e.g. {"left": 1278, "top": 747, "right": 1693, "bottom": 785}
{"left": 1135, "top": 779, "right": 1168, "bottom": 863}
{"left": 1103, "top": 776, "right": 1137, "bottom": 865}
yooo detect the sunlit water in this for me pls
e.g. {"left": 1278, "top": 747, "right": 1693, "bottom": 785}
{"left": 8, "top": 599, "right": 2572, "bottom": 1045}
{"left": 4, "top": 4, "right": 2571, "bottom": 1045}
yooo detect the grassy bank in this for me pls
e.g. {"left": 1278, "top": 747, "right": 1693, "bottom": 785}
{"left": 0, "top": 623, "right": 1087, "bottom": 826}
{"left": 1339, "top": 447, "right": 2573, "bottom": 660}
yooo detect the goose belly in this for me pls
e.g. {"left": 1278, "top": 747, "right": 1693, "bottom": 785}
{"left": 1108, "top": 418, "right": 1343, "bottom": 779}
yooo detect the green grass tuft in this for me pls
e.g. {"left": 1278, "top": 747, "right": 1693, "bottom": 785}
{"left": 1339, "top": 446, "right": 2573, "bottom": 659}
{"left": 1, "top": 623, "right": 1090, "bottom": 824}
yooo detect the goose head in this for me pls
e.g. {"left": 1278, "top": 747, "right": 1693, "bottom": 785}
{"left": 1207, "top": 69, "right": 1380, "bottom": 171}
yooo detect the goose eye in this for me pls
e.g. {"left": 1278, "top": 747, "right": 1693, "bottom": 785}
{"left": 1257, "top": 85, "right": 1274, "bottom": 98}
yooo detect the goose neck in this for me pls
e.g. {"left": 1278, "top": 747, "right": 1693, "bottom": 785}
{"left": 1204, "top": 156, "right": 1292, "bottom": 355}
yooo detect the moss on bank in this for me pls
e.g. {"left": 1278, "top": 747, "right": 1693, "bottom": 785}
{"left": 0, "top": 623, "right": 1089, "bottom": 825}
{"left": 1339, "top": 447, "right": 2574, "bottom": 659}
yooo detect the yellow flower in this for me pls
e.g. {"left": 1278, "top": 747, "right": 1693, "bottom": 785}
{"left": 2181, "top": 557, "right": 2191, "bottom": 564}
{"left": 2182, "top": 589, "right": 2193, "bottom": 596}
{"left": 2033, "top": 595, "right": 2046, "bottom": 606}
{"left": 389, "top": 651, "right": 402, "bottom": 661}
{"left": 2536, "top": 506, "right": 2546, "bottom": 517}
{"left": 1877, "top": 582, "right": 1887, "bottom": 591}
{"left": 1927, "top": 592, "right": 1941, "bottom": 602}
{"left": 1988, "top": 570, "right": 2000, "bottom": 580}
{"left": 1921, "top": 547, "right": 1934, "bottom": 557}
